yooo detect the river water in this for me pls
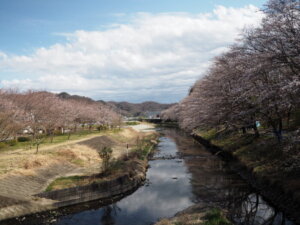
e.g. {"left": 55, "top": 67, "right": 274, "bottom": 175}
{"left": 9, "top": 128, "right": 297, "bottom": 225}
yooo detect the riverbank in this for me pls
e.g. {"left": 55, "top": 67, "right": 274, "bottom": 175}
{"left": 192, "top": 129, "right": 300, "bottom": 224}
{"left": 155, "top": 205, "right": 232, "bottom": 225}
{"left": 0, "top": 123, "right": 158, "bottom": 222}
{"left": 4, "top": 127, "right": 295, "bottom": 225}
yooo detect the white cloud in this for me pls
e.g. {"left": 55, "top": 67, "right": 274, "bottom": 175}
{"left": 0, "top": 5, "right": 264, "bottom": 102}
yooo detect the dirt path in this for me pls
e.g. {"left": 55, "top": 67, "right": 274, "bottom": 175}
{"left": 3, "top": 133, "right": 105, "bottom": 156}
{"left": 130, "top": 123, "right": 156, "bottom": 132}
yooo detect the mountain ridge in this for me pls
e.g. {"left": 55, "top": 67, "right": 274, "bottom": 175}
{"left": 57, "top": 92, "right": 175, "bottom": 117}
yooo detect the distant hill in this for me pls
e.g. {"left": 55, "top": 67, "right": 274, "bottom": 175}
{"left": 105, "top": 101, "right": 176, "bottom": 117}
{"left": 57, "top": 92, "right": 95, "bottom": 103}
{"left": 57, "top": 92, "right": 175, "bottom": 117}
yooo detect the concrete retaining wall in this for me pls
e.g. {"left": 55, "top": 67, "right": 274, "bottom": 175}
{"left": 36, "top": 172, "right": 145, "bottom": 208}
{"left": 35, "top": 160, "right": 147, "bottom": 209}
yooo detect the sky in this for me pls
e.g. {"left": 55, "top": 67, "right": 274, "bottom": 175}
{"left": 0, "top": 0, "right": 266, "bottom": 103}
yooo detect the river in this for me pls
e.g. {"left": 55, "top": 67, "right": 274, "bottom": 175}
{"left": 8, "top": 128, "right": 297, "bottom": 225}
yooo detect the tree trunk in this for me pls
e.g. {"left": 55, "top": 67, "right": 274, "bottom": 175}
{"left": 50, "top": 131, "right": 54, "bottom": 143}
{"left": 287, "top": 111, "right": 291, "bottom": 129}
{"left": 278, "top": 118, "right": 283, "bottom": 142}
{"left": 242, "top": 127, "right": 247, "bottom": 134}
{"left": 253, "top": 124, "right": 260, "bottom": 138}
{"left": 35, "top": 142, "right": 39, "bottom": 154}
{"left": 272, "top": 121, "right": 282, "bottom": 143}
{"left": 30, "top": 134, "right": 34, "bottom": 149}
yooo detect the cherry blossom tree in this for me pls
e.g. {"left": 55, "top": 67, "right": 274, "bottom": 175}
{"left": 0, "top": 89, "right": 122, "bottom": 152}
{"left": 163, "top": 0, "right": 300, "bottom": 142}
{"left": 0, "top": 90, "right": 23, "bottom": 142}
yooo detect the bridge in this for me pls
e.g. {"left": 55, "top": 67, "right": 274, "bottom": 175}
{"left": 139, "top": 118, "right": 162, "bottom": 124}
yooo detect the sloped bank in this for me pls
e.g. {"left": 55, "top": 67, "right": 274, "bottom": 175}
{"left": 0, "top": 132, "right": 158, "bottom": 224}
{"left": 35, "top": 159, "right": 147, "bottom": 209}
{"left": 155, "top": 205, "right": 232, "bottom": 225}
{"left": 191, "top": 133, "right": 300, "bottom": 224}
{"left": 0, "top": 158, "right": 149, "bottom": 224}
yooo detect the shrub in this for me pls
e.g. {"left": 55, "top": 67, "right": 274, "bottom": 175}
{"left": 97, "top": 125, "right": 108, "bottom": 131}
{"left": 135, "top": 145, "right": 151, "bottom": 160}
{"left": 53, "top": 130, "right": 63, "bottom": 135}
{"left": 98, "top": 147, "right": 113, "bottom": 173}
{"left": 17, "top": 136, "right": 31, "bottom": 142}
{"left": 0, "top": 142, "right": 7, "bottom": 149}
{"left": 7, "top": 139, "right": 17, "bottom": 146}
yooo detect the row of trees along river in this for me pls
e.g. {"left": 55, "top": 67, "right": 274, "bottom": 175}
{"left": 161, "top": 0, "right": 300, "bottom": 142}
{"left": 0, "top": 90, "right": 122, "bottom": 153}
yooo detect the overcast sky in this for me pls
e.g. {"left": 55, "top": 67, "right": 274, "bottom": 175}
{"left": 0, "top": 0, "right": 265, "bottom": 103}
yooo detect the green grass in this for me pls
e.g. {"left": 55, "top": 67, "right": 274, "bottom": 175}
{"left": 233, "top": 136, "right": 284, "bottom": 176}
{"left": 133, "top": 133, "right": 158, "bottom": 160}
{"left": 288, "top": 108, "right": 300, "bottom": 130}
{"left": 70, "top": 158, "right": 85, "bottom": 167}
{"left": 46, "top": 176, "right": 86, "bottom": 191}
{"left": 0, "top": 128, "right": 121, "bottom": 153}
{"left": 125, "top": 121, "right": 140, "bottom": 126}
{"left": 157, "top": 208, "right": 232, "bottom": 225}
{"left": 134, "top": 144, "right": 152, "bottom": 160}
{"left": 0, "top": 141, "right": 32, "bottom": 152}
{"left": 200, "top": 128, "right": 287, "bottom": 178}
{"left": 198, "top": 128, "right": 218, "bottom": 141}
{"left": 174, "top": 222, "right": 185, "bottom": 225}
{"left": 107, "top": 159, "right": 126, "bottom": 173}
{"left": 203, "top": 209, "right": 232, "bottom": 225}
{"left": 210, "top": 132, "right": 256, "bottom": 152}
{"left": 45, "top": 158, "right": 127, "bottom": 191}
{"left": 45, "top": 157, "right": 136, "bottom": 192}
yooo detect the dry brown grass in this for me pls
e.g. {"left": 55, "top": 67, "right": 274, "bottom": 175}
{"left": 57, "top": 149, "right": 78, "bottom": 159}
{"left": 10, "top": 168, "right": 37, "bottom": 176}
{"left": 120, "top": 127, "right": 139, "bottom": 139}
{"left": 0, "top": 127, "right": 156, "bottom": 180}
{"left": 22, "top": 155, "right": 59, "bottom": 169}
{"left": 56, "top": 145, "right": 101, "bottom": 166}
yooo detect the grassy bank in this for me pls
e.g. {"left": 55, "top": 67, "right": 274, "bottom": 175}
{"left": 0, "top": 129, "right": 124, "bottom": 177}
{"left": 0, "top": 128, "right": 120, "bottom": 153}
{"left": 156, "top": 208, "right": 232, "bottom": 225}
{"left": 194, "top": 127, "right": 300, "bottom": 223}
{"left": 196, "top": 128, "right": 299, "bottom": 183}
{"left": 45, "top": 132, "right": 158, "bottom": 191}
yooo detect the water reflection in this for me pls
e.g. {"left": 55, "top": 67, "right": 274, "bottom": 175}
{"left": 100, "top": 205, "right": 120, "bottom": 225}
{"left": 163, "top": 129, "right": 295, "bottom": 225}
{"left": 54, "top": 133, "right": 194, "bottom": 225}
{"left": 231, "top": 193, "right": 295, "bottom": 225}
{"left": 7, "top": 128, "right": 296, "bottom": 225}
